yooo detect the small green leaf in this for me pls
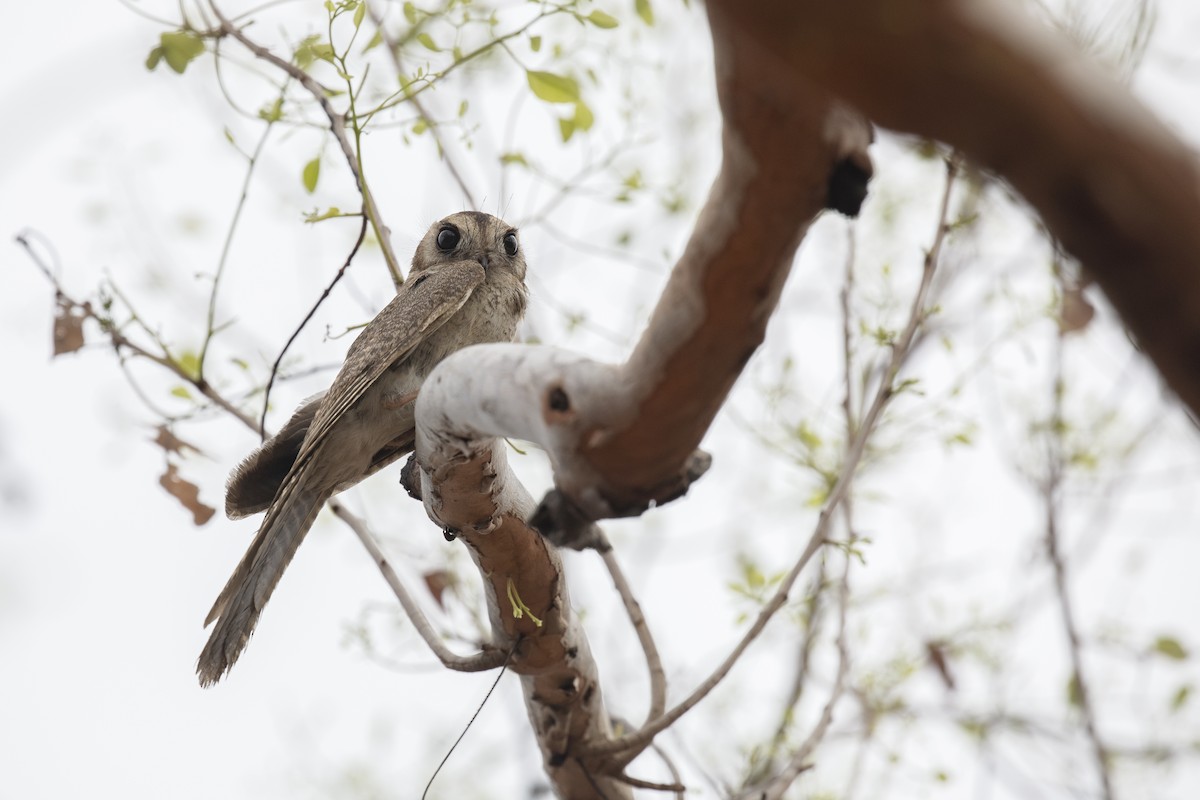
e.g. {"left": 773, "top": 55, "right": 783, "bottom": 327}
{"left": 1171, "top": 683, "right": 1192, "bottom": 713}
{"left": 1154, "top": 636, "right": 1189, "bottom": 661}
{"left": 403, "top": 1, "right": 417, "bottom": 23}
{"left": 176, "top": 351, "right": 201, "bottom": 381}
{"left": 635, "top": 0, "right": 654, "bottom": 25}
{"left": 230, "top": 357, "right": 250, "bottom": 371}
{"left": 500, "top": 152, "right": 528, "bottom": 167}
{"left": 302, "top": 157, "right": 321, "bottom": 193}
{"left": 324, "top": 0, "right": 335, "bottom": 12}
{"left": 573, "top": 101, "right": 594, "bottom": 132}
{"left": 526, "top": 70, "right": 580, "bottom": 103}
{"left": 353, "top": 1, "right": 366, "bottom": 28}
{"left": 361, "top": 28, "right": 384, "bottom": 53}
{"left": 145, "top": 46, "right": 165, "bottom": 71}
{"left": 294, "top": 34, "right": 322, "bottom": 69}
{"left": 457, "top": 100, "right": 468, "bottom": 117}
{"left": 311, "top": 42, "right": 336, "bottom": 63}
{"left": 587, "top": 10, "right": 619, "bottom": 28}
{"left": 417, "top": 32, "right": 439, "bottom": 51}
{"left": 558, "top": 116, "right": 576, "bottom": 142}
{"left": 1067, "top": 673, "right": 1083, "bottom": 708}
{"left": 304, "top": 206, "right": 345, "bottom": 223}
{"left": 157, "top": 30, "right": 206, "bottom": 74}
{"left": 529, "top": 35, "right": 542, "bottom": 52}
{"left": 223, "top": 127, "right": 235, "bottom": 145}
{"left": 412, "top": 118, "right": 428, "bottom": 135}
{"left": 258, "top": 98, "right": 284, "bottom": 122}
{"left": 170, "top": 386, "right": 193, "bottom": 400}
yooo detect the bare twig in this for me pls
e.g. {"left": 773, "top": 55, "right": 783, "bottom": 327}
{"left": 597, "top": 531, "right": 667, "bottom": 726}
{"left": 1044, "top": 311, "right": 1115, "bottom": 800}
{"left": 207, "top": 0, "right": 404, "bottom": 287}
{"left": 760, "top": 523, "right": 854, "bottom": 799}
{"left": 589, "top": 157, "right": 959, "bottom": 763}
{"left": 330, "top": 501, "right": 509, "bottom": 673}
{"left": 198, "top": 98, "right": 280, "bottom": 378}
{"left": 365, "top": 1, "right": 477, "bottom": 209}
{"left": 16, "top": 231, "right": 262, "bottom": 434}
{"left": 258, "top": 215, "right": 369, "bottom": 440}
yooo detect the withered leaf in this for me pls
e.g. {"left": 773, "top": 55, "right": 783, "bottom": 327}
{"left": 1059, "top": 286, "right": 1095, "bottom": 335}
{"left": 153, "top": 425, "right": 206, "bottom": 458}
{"left": 423, "top": 569, "right": 450, "bottom": 608}
{"left": 53, "top": 299, "right": 85, "bottom": 356}
{"left": 159, "top": 462, "right": 216, "bottom": 525}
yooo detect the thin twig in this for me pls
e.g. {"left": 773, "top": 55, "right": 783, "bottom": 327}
{"left": 1045, "top": 310, "right": 1115, "bottom": 800}
{"left": 612, "top": 773, "right": 687, "bottom": 793}
{"left": 208, "top": 0, "right": 404, "bottom": 287}
{"left": 258, "top": 215, "right": 368, "bottom": 440}
{"left": 16, "top": 231, "right": 262, "bottom": 434}
{"left": 330, "top": 501, "right": 509, "bottom": 672}
{"left": 198, "top": 100, "right": 280, "bottom": 377}
{"left": 760, "top": 520, "right": 854, "bottom": 799}
{"left": 366, "top": 1, "right": 477, "bottom": 209}
{"left": 597, "top": 531, "right": 667, "bottom": 726}
{"left": 588, "top": 156, "right": 960, "bottom": 763}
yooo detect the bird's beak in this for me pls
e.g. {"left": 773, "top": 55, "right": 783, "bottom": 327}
{"left": 478, "top": 253, "right": 490, "bottom": 270}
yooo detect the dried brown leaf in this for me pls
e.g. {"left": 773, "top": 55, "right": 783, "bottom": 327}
{"left": 1059, "top": 286, "right": 1096, "bottom": 334}
{"left": 153, "top": 425, "right": 205, "bottom": 458}
{"left": 53, "top": 299, "right": 85, "bottom": 356}
{"left": 159, "top": 462, "right": 216, "bottom": 525}
{"left": 423, "top": 569, "right": 450, "bottom": 608}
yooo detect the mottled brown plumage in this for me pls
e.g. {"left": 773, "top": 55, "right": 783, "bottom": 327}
{"left": 198, "top": 212, "right": 528, "bottom": 686}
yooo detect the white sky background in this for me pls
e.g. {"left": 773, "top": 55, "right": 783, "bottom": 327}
{"left": 2, "top": 1, "right": 1200, "bottom": 798}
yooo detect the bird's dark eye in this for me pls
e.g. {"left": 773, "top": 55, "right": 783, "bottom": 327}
{"left": 503, "top": 232, "right": 518, "bottom": 257}
{"left": 436, "top": 227, "right": 460, "bottom": 251}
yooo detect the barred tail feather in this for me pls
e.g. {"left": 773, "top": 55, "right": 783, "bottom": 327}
{"left": 197, "top": 482, "right": 327, "bottom": 687}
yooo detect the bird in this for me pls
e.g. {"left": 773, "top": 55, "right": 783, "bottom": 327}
{"left": 197, "top": 211, "right": 529, "bottom": 687}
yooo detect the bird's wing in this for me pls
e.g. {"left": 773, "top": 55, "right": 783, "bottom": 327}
{"left": 225, "top": 391, "right": 326, "bottom": 519}
{"left": 294, "top": 259, "right": 486, "bottom": 468}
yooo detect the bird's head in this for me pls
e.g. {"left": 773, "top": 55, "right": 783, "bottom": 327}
{"left": 411, "top": 211, "right": 526, "bottom": 283}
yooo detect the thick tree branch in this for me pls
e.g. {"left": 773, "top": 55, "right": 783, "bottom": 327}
{"left": 734, "top": 0, "right": 1200, "bottom": 419}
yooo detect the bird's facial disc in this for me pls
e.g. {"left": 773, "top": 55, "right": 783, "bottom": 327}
{"left": 413, "top": 211, "right": 525, "bottom": 280}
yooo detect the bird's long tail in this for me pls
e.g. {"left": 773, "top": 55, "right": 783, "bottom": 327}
{"left": 197, "top": 480, "right": 327, "bottom": 687}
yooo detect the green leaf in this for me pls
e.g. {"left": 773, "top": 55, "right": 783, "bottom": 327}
{"left": 635, "top": 0, "right": 654, "bottom": 25}
{"left": 302, "top": 157, "right": 321, "bottom": 193}
{"left": 156, "top": 30, "right": 206, "bottom": 74}
{"left": 526, "top": 70, "right": 580, "bottom": 103}
{"left": 573, "top": 101, "right": 594, "bottom": 132}
{"left": 412, "top": 117, "right": 428, "bottom": 135}
{"left": 294, "top": 34, "right": 322, "bottom": 69}
{"left": 417, "top": 32, "right": 439, "bottom": 51}
{"left": 529, "top": 35, "right": 542, "bottom": 52}
{"left": 1066, "top": 673, "right": 1083, "bottom": 708}
{"left": 587, "top": 10, "right": 619, "bottom": 28}
{"left": 353, "top": 1, "right": 366, "bottom": 27}
{"left": 258, "top": 98, "right": 284, "bottom": 122}
{"left": 170, "top": 385, "right": 193, "bottom": 400}
{"left": 500, "top": 152, "right": 528, "bottom": 167}
{"left": 1171, "top": 683, "right": 1192, "bottom": 713}
{"left": 558, "top": 116, "right": 576, "bottom": 143}
{"left": 311, "top": 42, "right": 336, "bottom": 63}
{"left": 304, "top": 206, "right": 344, "bottom": 223}
{"left": 1154, "top": 636, "right": 1189, "bottom": 660}
{"left": 402, "top": 1, "right": 417, "bottom": 24}
{"left": 457, "top": 100, "right": 469, "bottom": 117}
{"left": 361, "top": 28, "right": 384, "bottom": 53}
{"left": 176, "top": 351, "right": 200, "bottom": 381}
